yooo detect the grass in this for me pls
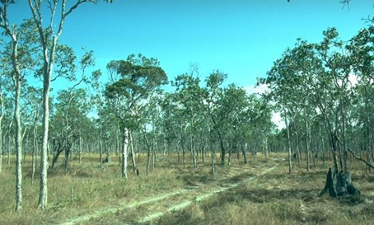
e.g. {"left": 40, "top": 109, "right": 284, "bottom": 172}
{"left": 156, "top": 155, "right": 374, "bottom": 225}
{"left": 0, "top": 151, "right": 263, "bottom": 224}
{"left": 1, "top": 152, "right": 374, "bottom": 225}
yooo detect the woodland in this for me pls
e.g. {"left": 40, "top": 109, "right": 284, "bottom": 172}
{"left": 1, "top": 0, "right": 374, "bottom": 225}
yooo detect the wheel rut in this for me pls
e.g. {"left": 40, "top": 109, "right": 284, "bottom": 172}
{"left": 60, "top": 161, "right": 279, "bottom": 225}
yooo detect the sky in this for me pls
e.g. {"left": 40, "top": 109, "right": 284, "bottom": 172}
{"left": 9, "top": 0, "right": 374, "bottom": 90}
{"left": 7, "top": 0, "right": 374, "bottom": 126}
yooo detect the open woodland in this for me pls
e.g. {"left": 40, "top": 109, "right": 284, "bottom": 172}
{"left": 1, "top": 0, "right": 374, "bottom": 224}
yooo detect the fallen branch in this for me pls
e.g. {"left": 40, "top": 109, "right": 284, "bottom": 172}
{"left": 336, "top": 136, "right": 374, "bottom": 169}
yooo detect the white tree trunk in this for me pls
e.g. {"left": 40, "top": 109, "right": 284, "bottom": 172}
{"left": 39, "top": 65, "right": 51, "bottom": 209}
{"left": 122, "top": 128, "right": 129, "bottom": 178}
{"left": 15, "top": 75, "right": 22, "bottom": 211}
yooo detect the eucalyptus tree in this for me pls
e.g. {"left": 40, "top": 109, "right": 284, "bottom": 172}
{"left": 262, "top": 52, "right": 304, "bottom": 174}
{"left": 172, "top": 74, "right": 205, "bottom": 168}
{"left": 218, "top": 84, "right": 250, "bottom": 165}
{"left": 0, "top": 8, "right": 40, "bottom": 209}
{"left": 0, "top": 3, "right": 24, "bottom": 211}
{"left": 264, "top": 27, "right": 363, "bottom": 196}
{"left": 0, "top": 56, "right": 12, "bottom": 173}
{"left": 204, "top": 71, "right": 227, "bottom": 167}
{"left": 348, "top": 27, "right": 374, "bottom": 165}
{"left": 49, "top": 49, "right": 96, "bottom": 170}
{"left": 140, "top": 91, "right": 164, "bottom": 175}
{"left": 160, "top": 92, "right": 187, "bottom": 165}
{"left": 24, "top": 87, "right": 42, "bottom": 184}
{"left": 25, "top": 0, "right": 113, "bottom": 209}
{"left": 50, "top": 88, "right": 91, "bottom": 170}
{"left": 247, "top": 94, "right": 274, "bottom": 159}
{"left": 105, "top": 54, "right": 167, "bottom": 178}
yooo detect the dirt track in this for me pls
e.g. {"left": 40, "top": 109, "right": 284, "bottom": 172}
{"left": 61, "top": 159, "right": 280, "bottom": 225}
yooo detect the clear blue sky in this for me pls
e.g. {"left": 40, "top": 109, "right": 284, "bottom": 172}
{"left": 9, "top": 0, "right": 374, "bottom": 90}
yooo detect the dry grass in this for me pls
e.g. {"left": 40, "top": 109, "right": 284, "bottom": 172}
{"left": 157, "top": 155, "right": 374, "bottom": 225}
{"left": 0, "top": 151, "right": 263, "bottom": 224}
{"left": 2, "top": 152, "right": 374, "bottom": 225}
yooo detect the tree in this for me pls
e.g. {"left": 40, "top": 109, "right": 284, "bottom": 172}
{"left": 27, "top": 0, "right": 112, "bottom": 209}
{"left": 105, "top": 54, "right": 167, "bottom": 178}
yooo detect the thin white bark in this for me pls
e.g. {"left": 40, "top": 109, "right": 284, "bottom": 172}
{"left": 122, "top": 128, "right": 129, "bottom": 178}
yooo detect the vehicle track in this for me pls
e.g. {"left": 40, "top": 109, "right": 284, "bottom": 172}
{"left": 61, "top": 161, "right": 279, "bottom": 225}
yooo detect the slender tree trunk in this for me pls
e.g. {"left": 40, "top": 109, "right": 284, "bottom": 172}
{"left": 122, "top": 128, "right": 128, "bottom": 178}
{"left": 15, "top": 77, "right": 22, "bottom": 211}
{"left": 284, "top": 111, "right": 292, "bottom": 174}
{"left": 64, "top": 148, "right": 70, "bottom": 172}
{"left": 242, "top": 143, "right": 248, "bottom": 164}
{"left": 32, "top": 120, "right": 37, "bottom": 185}
{"left": 304, "top": 107, "right": 310, "bottom": 172}
{"left": 296, "top": 133, "right": 301, "bottom": 166}
{"left": 341, "top": 103, "right": 348, "bottom": 173}
{"left": 38, "top": 66, "right": 51, "bottom": 209}
{"left": 99, "top": 136, "right": 103, "bottom": 164}
{"left": 219, "top": 137, "right": 226, "bottom": 166}
{"left": 152, "top": 136, "right": 155, "bottom": 170}
{"left": 79, "top": 133, "right": 82, "bottom": 164}
{"left": 8, "top": 122, "right": 12, "bottom": 167}
{"left": 144, "top": 132, "right": 151, "bottom": 176}
{"left": 130, "top": 131, "right": 136, "bottom": 172}
{"left": 182, "top": 139, "right": 185, "bottom": 167}
{"left": 265, "top": 137, "right": 269, "bottom": 158}
{"left": 211, "top": 141, "right": 215, "bottom": 175}
{"left": 52, "top": 149, "right": 63, "bottom": 169}
{"left": 191, "top": 134, "right": 197, "bottom": 168}
{"left": 177, "top": 144, "right": 180, "bottom": 163}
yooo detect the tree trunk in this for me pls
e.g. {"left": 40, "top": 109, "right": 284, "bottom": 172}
{"left": 15, "top": 76, "right": 22, "bottom": 211}
{"left": 296, "top": 134, "right": 301, "bottom": 166}
{"left": 79, "top": 135, "right": 82, "bottom": 164}
{"left": 152, "top": 136, "right": 156, "bottom": 170}
{"left": 99, "top": 133, "right": 103, "bottom": 164}
{"left": 242, "top": 143, "right": 248, "bottom": 164}
{"left": 211, "top": 142, "right": 215, "bottom": 175}
{"left": 64, "top": 148, "right": 70, "bottom": 172}
{"left": 191, "top": 134, "right": 197, "bottom": 168}
{"left": 122, "top": 128, "right": 128, "bottom": 178}
{"left": 52, "top": 149, "right": 63, "bottom": 169}
{"left": 130, "top": 131, "right": 136, "bottom": 172}
{"left": 284, "top": 111, "right": 292, "bottom": 174}
{"left": 265, "top": 137, "right": 269, "bottom": 158}
{"left": 8, "top": 122, "right": 12, "bottom": 167}
{"left": 38, "top": 65, "right": 51, "bottom": 209}
{"left": 305, "top": 116, "right": 311, "bottom": 172}
{"left": 220, "top": 137, "right": 226, "bottom": 166}
{"left": 341, "top": 103, "right": 348, "bottom": 173}
{"left": 31, "top": 120, "right": 37, "bottom": 185}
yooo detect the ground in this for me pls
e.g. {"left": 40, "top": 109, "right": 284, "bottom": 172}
{"left": 0, "top": 152, "right": 373, "bottom": 225}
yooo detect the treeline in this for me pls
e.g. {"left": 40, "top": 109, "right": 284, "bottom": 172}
{"left": 0, "top": 2, "right": 274, "bottom": 211}
{"left": 262, "top": 27, "right": 374, "bottom": 178}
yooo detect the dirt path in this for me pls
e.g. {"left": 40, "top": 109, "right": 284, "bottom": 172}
{"left": 61, "top": 161, "right": 279, "bottom": 225}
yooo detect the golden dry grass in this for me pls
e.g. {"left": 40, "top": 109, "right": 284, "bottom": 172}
{"left": 1, "top": 152, "right": 374, "bottom": 225}
{"left": 157, "top": 155, "right": 374, "bottom": 225}
{"left": 0, "top": 151, "right": 262, "bottom": 224}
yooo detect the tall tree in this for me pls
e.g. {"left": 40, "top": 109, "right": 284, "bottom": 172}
{"left": 105, "top": 54, "right": 167, "bottom": 178}
{"left": 27, "top": 0, "right": 112, "bottom": 209}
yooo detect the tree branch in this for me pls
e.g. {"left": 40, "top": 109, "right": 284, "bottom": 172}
{"left": 336, "top": 136, "right": 374, "bottom": 169}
